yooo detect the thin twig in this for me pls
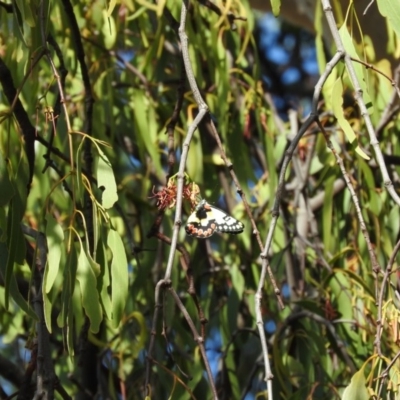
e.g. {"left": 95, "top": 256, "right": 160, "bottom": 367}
{"left": 255, "top": 49, "right": 343, "bottom": 396}
{"left": 145, "top": 1, "right": 215, "bottom": 396}
{"left": 317, "top": 118, "right": 381, "bottom": 294}
{"left": 321, "top": 0, "right": 400, "bottom": 208}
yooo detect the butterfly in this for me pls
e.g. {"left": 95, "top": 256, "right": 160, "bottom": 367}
{"left": 185, "top": 199, "right": 244, "bottom": 238}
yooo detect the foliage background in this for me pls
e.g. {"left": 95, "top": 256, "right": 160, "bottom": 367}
{"left": 1, "top": 0, "right": 400, "bottom": 399}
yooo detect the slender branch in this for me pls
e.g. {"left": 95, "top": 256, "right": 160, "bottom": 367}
{"left": 145, "top": 1, "right": 213, "bottom": 396}
{"left": 321, "top": 0, "right": 400, "bottom": 207}
{"left": 166, "top": 60, "right": 186, "bottom": 180}
{"left": 168, "top": 287, "right": 217, "bottom": 397}
{"left": 254, "top": 49, "right": 344, "bottom": 397}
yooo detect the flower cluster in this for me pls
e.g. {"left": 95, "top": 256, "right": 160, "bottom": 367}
{"left": 151, "top": 178, "right": 200, "bottom": 211}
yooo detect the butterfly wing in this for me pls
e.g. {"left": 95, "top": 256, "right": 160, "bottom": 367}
{"left": 185, "top": 200, "right": 217, "bottom": 238}
{"left": 185, "top": 200, "right": 244, "bottom": 238}
{"left": 208, "top": 205, "right": 244, "bottom": 234}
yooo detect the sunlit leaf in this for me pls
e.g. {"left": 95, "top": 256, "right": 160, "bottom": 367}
{"left": 331, "top": 78, "right": 369, "bottom": 160}
{"left": 102, "top": 11, "right": 117, "bottom": 49}
{"left": 96, "top": 238, "right": 112, "bottom": 320}
{"left": 96, "top": 147, "right": 118, "bottom": 209}
{"left": 342, "top": 368, "right": 369, "bottom": 400}
{"left": 44, "top": 214, "right": 64, "bottom": 293}
{"left": 106, "top": 0, "right": 117, "bottom": 17}
{"left": 339, "top": 26, "right": 373, "bottom": 112}
{"left": 377, "top": 0, "right": 400, "bottom": 41}
{"left": 271, "top": 0, "right": 281, "bottom": 16}
{"left": 76, "top": 249, "right": 102, "bottom": 333}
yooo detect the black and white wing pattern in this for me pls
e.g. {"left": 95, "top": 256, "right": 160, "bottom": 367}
{"left": 185, "top": 199, "right": 244, "bottom": 239}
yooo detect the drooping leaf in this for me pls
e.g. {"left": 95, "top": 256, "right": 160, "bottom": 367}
{"left": 331, "top": 78, "right": 369, "bottom": 160}
{"left": 377, "top": 0, "right": 400, "bottom": 41}
{"left": 341, "top": 368, "right": 370, "bottom": 400}
{"left": 96, "top": 237, "right": 112, "bottom": 320}
{"left": 96, "top": 147, "right": 118, "bottom": 209}
{"left": 106, "top": 0, "right": 117, "bottom": 17}
{"left": 108, "top": 229, "right": 128, "bottom": 327}
{"left": 270, "top": 0, "right": 281, "bottom": 16}
{"left": 0, "top": 242, "right": 37, "bottom": 320}
{"left": 44, "top": 214, "right": 64, "bottom": 293}
{"left": 339, "top": 25, "right": 373, "bottom": 113}
{"left": 76, "top": 248, "right": 102, "bottom": 333}
{"left": 102, "top": 11, "right": 117, "bottom": 49}
{"left": 4, "top": 195, "right": 25, "bottom": 309}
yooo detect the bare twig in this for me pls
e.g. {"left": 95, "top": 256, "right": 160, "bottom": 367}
{"left": 317, "top": 119, "right": 381, "bottom": 283}
{"left": 166, "top": 60, "right": 186, "bottom": 180}
{"left": 255, "top": 49, "right": 343, "bottom": 397}
{"left": 321, "top": 0, "right": 400, "bottom": 207}
{"left": 145, "top": 1, "right": 214, "bottom": 396}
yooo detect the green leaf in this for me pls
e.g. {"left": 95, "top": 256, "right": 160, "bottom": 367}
{"left": 132, "top": 89, "right": 162, "bottom": 178}
{"left": 75, "top": 139, "right": 85, "bottom": 208}
{"left": 322, "top": 175, "right": 335, "bottom": 252}
{"left": 57, "top": 246, "right": 76, "bottom": 329}
{"left": 187, "top": 134, "right": 203, "bottom": 184}
{"left": 0, "top": 241, "right": 37, "bottom": 320}
{"left": 367, "top": 190, "right": 382, "bottom": 216}
{"left": 377, "top": 0, "right": 400, "bottom": 41}
{"left": 42, "top": 290, "right": 53, "bottom": 333}
{"left": 106, "top": 0, "right": 117, "bottom": 17}
{"left": 127, "top": 311, "right": 147, "bottom": 358}
{"left": 96, "top": 238, "right": 112, "bottom": 320}
{"left": 331, "top": 78, "right": 369, "bottom": 160}
{"left": 341, "top": 368, "right": 370, "bottom": 400}
{"left": 58, "top": 246, "right": 78, "bottom": 356}
{"left": 388, "top": 206, "right": 400, "bottom": 242}
{"left": 102, "top": 11, "right": 117, "bottom": 49}
{"left": 44, "top": 215, "right": 64, "bottom": 293}
{"left": 108, "top": 229, "right": 128, "bottom": 327}
{"left": 76, "top": 249, "right": 103, "bottom": 333}
{"left": 270, "top": 0, "right": 281, "bottom": 16}
{"left": 4, "top": 196, "right": 25, "bottom": 309}
{"left": 339, "top": 26, "right": 373, "bottom": 113}
{"left": 96, "top": 147, "right": 118, "bottom": 209}
{"left": 230, "top": 264, "right": 244, "bottom": 300}
{"left": 15, "top": 0, "right": 36, "bottom": 27}
{"left": 0, "top": 164, "right": 14, "bottom": 207}
{"left": 10, "top": 270, "right": 38, "bottom": 320}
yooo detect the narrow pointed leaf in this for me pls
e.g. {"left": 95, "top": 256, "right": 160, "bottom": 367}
{"left": 96, "top": 148, "right": 118, "bottom": 209}
{"left": 108, "top": 229, "right": 128, "bottom": 327}
{"left": 76, "top": 249, "right": 102, "bottom": 333}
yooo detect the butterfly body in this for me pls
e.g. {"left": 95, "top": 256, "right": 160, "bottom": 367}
{"left": 185, "top": 200, "right": 244, "bottom": 238}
